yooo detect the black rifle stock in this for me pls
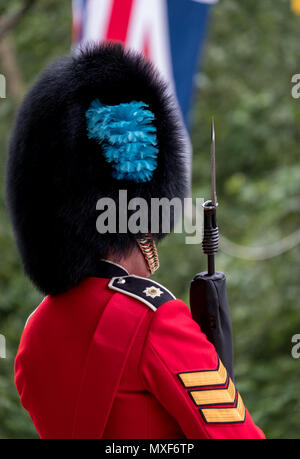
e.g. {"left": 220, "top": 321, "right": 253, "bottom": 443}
{"left": 190, "top": 271, "right": 234, "bottom": 380}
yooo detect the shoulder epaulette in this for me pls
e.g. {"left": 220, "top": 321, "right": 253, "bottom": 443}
{"left": 108, "top": 275, "right": 176, "bottom": 311}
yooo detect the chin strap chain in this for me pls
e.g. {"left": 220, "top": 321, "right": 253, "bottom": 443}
{"left": 137, "top": 235, "right": 160, "bottom": 275}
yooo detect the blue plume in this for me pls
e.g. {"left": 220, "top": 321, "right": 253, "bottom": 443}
{"left": 86, "top": 99, "right": 158, "bottom": 182}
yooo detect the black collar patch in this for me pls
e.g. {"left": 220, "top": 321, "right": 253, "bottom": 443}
{"left": 93, "top": 260, "right": 129, "bottom": 279}
{"left": 108, "top": 275, "right": 176, "bottom": 311}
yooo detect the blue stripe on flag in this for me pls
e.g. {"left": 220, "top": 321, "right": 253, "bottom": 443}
{"left": 167, "top": 0, "right": 211, "bottom": 126}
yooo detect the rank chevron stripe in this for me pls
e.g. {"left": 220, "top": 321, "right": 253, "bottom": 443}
{"left": 200, "top": 393, "right": 246, "bottom": 424}
{"left": 178, "top": 358, "right": 246, "bottom": 424}
{"left": 190, "top": 378, "right": 236, "bottom": 406}
{"left": 178, "top": 359, "right": 227, "bottom": 388}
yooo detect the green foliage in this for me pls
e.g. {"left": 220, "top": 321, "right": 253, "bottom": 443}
{"left": 0, "top": 0, "right": 71, "bottom": 439}
{"left": 1, "top": 0, "right": 300, "bottom": 438}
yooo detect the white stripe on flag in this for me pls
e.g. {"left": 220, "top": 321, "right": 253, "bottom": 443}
{"left": 126, "top": 0, "right": 174, "bottom": 87}
{"left": 84, "top": 0, "right": 114, "bottom": 43}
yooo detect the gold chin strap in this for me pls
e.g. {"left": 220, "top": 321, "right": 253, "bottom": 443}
{"left": 137, "top": 235, "right": 160, "bottom": 275}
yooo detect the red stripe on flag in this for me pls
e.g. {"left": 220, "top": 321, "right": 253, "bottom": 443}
{"left": 106, "top": 0, "right": 134, "bottom": 43}
{"left": 143, "top": 32, "right": 151, "bottom": 60}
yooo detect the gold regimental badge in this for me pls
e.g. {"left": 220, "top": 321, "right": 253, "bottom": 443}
{"left": 143, "top": 286, "right": 163, "bottom": 299}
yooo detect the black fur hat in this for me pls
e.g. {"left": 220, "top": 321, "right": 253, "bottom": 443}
{"left": 6, "top": 43, "right": 189, "bottom": 295}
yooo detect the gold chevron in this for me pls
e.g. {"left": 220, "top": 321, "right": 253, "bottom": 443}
{"left": 292, "top": 0, "right": 300, "bottom": 14}
{"left": 178, "top": 359, "right": 227, "bottom": 388}
{"left": 190, "top": 378, "right": 236, "bottom": 406}
{"left": 201, "top": 393, "right": 246, "bottom": 424}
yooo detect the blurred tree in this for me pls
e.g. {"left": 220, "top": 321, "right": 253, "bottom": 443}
{"left": 0, "top": 1, "right": 37, "bottom": 100}
{"left": 0, "top": 0, "right": 71, "bottom": 438}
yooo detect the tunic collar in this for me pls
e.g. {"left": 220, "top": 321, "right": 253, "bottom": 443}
{"left": 93, "top": 259, "right": 129, "bottom": 279}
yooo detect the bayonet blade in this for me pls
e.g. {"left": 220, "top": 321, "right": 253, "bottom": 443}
{"left": 211, "top": 118, "right": 217, "bottom": 207}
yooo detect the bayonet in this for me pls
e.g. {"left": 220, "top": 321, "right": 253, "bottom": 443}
{"left": 202, "top": 118, "right": 219, "bottom": 276}
{"left": 211, "top": 118, "right": 217, "bottom": 207}
{"left": 189, "top": 118, "right": 234, "bottom": 379}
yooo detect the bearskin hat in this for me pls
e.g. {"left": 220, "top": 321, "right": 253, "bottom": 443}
{"left": 6, "top": 42, "right": 189, "bottom": 295}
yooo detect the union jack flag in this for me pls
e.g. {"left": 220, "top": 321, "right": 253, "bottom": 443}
{"left": 72, "top": 0, "right": 217, "bottom": 126}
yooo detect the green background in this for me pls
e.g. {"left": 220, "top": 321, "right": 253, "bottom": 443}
{"left": 1, "top": 0, "right": 300, "bottom": 438}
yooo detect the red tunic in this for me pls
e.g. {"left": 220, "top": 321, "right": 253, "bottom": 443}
{"left": 15, "top": 265, "right": 265, "bottom": 439}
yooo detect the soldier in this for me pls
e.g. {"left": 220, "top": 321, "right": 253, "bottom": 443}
{"left": 7, "top": 43, "right": 265, "bottom": 439}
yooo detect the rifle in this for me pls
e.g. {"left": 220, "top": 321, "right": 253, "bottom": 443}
{"left": 189, "top": 119, "right": 234, "bottom": 380}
